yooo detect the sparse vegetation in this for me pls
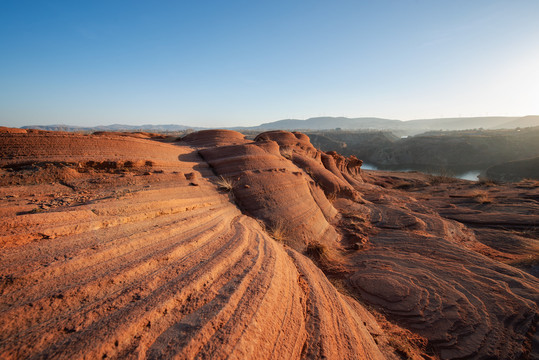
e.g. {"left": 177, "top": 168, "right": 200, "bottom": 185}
{"left": 267, "top": 219, "right": 288, "bottom": 243}
{"left": 214, "top": 176, "right": 236, "bottom": 192}
{"left": 387, "top": 334, "right": 429, "bottom": 360}
{"left": 364, "top": 306, "right": 433, "bottom": 360}
{"left": 326, "top": 191, "right": 337, "bottom": 202}
{"left": 426, "top": 174, "right": 447, "bottom": 185}
{"left": 304, "top": 169, "right": 315, "bottom": 178}
{"left": 305, "top": 241, "right": 348, "bottom": 274}
{"left": 279, "top": 147, "right": 293, "bottom": 159}
{"left": 427, "top": 169, "right": 458, "bottom": 185}
{"left": 469, "top": 190, "right": 492, "bottom": 204}
{"left": 477, "top": 178, "right": 498, "bottom": 187}
{"left": 476, "top": 194, "right": 492, "bottom": 204}
{"left": 306, "top": 241, "right": 329, "bottom": 259}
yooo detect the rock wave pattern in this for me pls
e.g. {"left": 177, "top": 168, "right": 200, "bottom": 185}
{"left": 1, "top": 129, "right": 538, "bottom": 359}
{"left": 0, "top": 130, "right": 384, "bottom": 359}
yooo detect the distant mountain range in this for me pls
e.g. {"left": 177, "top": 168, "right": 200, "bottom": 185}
{"left": 20, "top": 115, "right": 539, "bottom": 135}
{"left": 20, "top": 124, "right": 204, "bottom": 132}
{"left": 244, "top": 115, "right": 539, "bottom": 135}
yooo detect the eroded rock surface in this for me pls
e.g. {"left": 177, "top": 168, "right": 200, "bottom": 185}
{"left": 0, "top": 130, "right": 385, "bottom": 360}
{"left": 1, "top": 128, "right": 538, "bottom": 359}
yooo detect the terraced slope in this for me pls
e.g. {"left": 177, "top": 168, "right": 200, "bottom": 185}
{"left": 0, "top": 130, "right": 385, "bottom": 360}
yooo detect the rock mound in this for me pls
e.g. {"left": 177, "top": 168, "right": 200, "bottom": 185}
{"left": 0, "top": 130, "right": 386, "bottom": 359}
{"left": 0, "top": 129, "right": 537, "bottom": 359}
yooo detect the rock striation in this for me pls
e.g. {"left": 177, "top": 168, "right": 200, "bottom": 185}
{"left": 0, "top": 129, "right": 385, "bottom": 360}
{"left": 0, "top": 128, "right": 538, "bottom": 359}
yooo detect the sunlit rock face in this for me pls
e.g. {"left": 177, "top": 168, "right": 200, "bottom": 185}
{"left": 0, "top": 129, "right": 384, "bottom": 360}
{"left": 350, "top": 171, "right": 539, "bottom": 359}
{"left": 1, "top": 128, "right": 538, "bottom": 360}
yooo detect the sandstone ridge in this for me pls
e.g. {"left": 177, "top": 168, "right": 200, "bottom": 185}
{"left": 0, "top": 128, "right": 537, "bottom": 359}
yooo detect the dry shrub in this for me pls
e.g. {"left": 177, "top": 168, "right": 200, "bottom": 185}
{"left": 469, "top": 190, "right": 492, "bottom": 204}
{"left": 305, "top": 241, "right": 348, "bottom": 274}
{"left": 304, "top": 169, "right": 315, "bottom": 179}
{"left": 306, "top": 241, "right": 330, "bottom": 259}
{"left": 427, "top": 174, "right": 458, "bottom": 185}
{"left": 476, "top": 194, "right": 492, "bottom": 204}
{"left": 214, "top": 176, "right": 236, "bottom": 192}
{"left": 279, "top": 147, "right": 293, "bottom": 159}
{"left": 261, "top": 219, "right": 306, "bottom": 249}
{"left": 477, "top": 178, "right": 498, "bottom": 187}
{"left": 267, "top": 219, "right": 289, "bottom": 243}
{"left": 326, "top": 191, "right": 338, "bottom": 202}
{"left": 327, "top": 277, "right": 353, "bottom": 297}
{"left": 427, "top": 168, "right": 458, "bottom": 185}
{"left": 370, "top": 310, "right": 434, "bottom": 360}
{"left": 387, "top": 334, "right": 430, "bottom": 360}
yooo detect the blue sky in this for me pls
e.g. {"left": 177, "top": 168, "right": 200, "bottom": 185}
{"left": 1, "top": 0, "right": 539, "bottom": 128}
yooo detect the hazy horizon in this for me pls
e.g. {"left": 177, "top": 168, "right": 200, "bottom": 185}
{"left": 9, "top": 114, "right": 539, "bottom": 130}
{"left": 2, "top": 1, "right": 539, "bottom": 128}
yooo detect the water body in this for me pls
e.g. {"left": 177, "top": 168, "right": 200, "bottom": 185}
{"left": 362, "top": 163, "right": 482, "bottom": 181}
{"left": 457, "top": 170, "right": 482, "bottom": 181}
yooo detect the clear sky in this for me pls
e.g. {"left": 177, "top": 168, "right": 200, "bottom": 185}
{"left": 1, "top": 0, "right": 539, "bottom": 128}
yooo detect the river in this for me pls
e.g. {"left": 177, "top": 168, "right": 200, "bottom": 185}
{"left": 361, "top": 163, "right": 482, "bottom": 181}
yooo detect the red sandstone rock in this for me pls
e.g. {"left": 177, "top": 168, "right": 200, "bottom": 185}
{"left": 0, "top": 130, "right": 386, "bottom": 359}
{"left": 1, "top": 130, "right": 538, "bottom": 360}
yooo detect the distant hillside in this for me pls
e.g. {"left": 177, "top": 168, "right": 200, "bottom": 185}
{"left": 18, "top": 115, "right": 539, "bottom": 135}
{"left": 307, "top": 127, "right": 539, "bottom": 174}
{"left": 492, "top": 115, "right": 539, "bottom": 129}
{"left": 485, "top": 157, "right": 539, "bottom": 182}
{"left": 306, "top": 131, "right": 399, "bottom": 160}
{"left": 250, "top": 115, "right": 539, "bottom": 135}
{"left": 253, "top": 117, "right": 402, "bottom": 131}
{"left": 21, "top": 124, "right": 204, "bottom": 132}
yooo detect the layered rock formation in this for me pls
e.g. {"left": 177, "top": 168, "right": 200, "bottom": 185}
{"left": 1, "top": 128, "right": 538, "bottom": 359}
{"left": 182, "top": 129, "right": 539, "bottom": 359}
{"left": 0, "top": 130, "right": 386, "bottom": 359}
